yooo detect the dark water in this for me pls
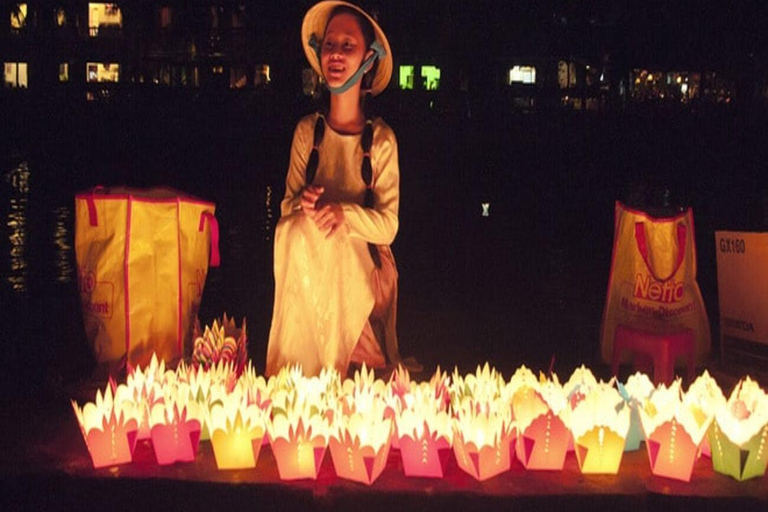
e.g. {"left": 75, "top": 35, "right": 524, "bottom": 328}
{"left": 3, "top": 94, "right": 768, "bottom": 399}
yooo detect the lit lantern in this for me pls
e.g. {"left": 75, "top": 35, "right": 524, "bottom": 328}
{"left": 619, "top": 372, "right": 655, "bottom": 451}
{"left": 570, "top": 381, "right": 630, "bottom": 474}
{"left": 452, "top": 400, "right": 516, "bottom": 481}
{"left": 686, "top": 370, "right": 726, "bottom": 458}
{"left": 148, "top": 388, "right": 202, "bottom": 465}
{"left": 71, "top": 384, "right": 140, "bottom": 468}
{"left": 637, "top": 380, "right": 712, "bottom": 481}
{"left": 709, "top": 377, "right": 768, "bottom": 481}
{"left": 329, "top": 395, "right": 392, "bottom": 485}
{"left": 450, "top": 363, "right": 506, "bottom": 410}
{"left": 268, "top": 377, "right": 334, "bottom": 480}
{"left": 125, "top": 353, "right": 170, "bottom": 440}
{"left": 387, "top": 366, "right": 450, "bottom": 452}
{"left": 511, "top": 373, "right": 571, "bottom": 471}
{"left": 393, "top": 378, "right": 453, "bottom": 478}
{"left": 563, "top": 365, "right": 599, "bottom": 452}
{"left": 207, "top": 389, "right": 269, "bottom": 470}
{"left": 192, "top": 314, "right": 248, "bottom": 377}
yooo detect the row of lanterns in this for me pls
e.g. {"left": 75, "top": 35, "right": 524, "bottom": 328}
{"left": 71, "top": 356, "right": 768, "bottom": 484}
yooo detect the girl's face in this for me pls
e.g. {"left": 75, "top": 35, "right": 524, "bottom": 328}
{"left": 321, "top": 12, "right": 371, "bottom": 90}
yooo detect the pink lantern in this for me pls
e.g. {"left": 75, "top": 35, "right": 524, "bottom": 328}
{"left": 71, "top": 385, "right": 140, "bottom": 468}
{"left": 452, "top": 400, "right": 516, "bottom": 481}
{"left": 148, "top": 395, "right": 202, "bottom": 465}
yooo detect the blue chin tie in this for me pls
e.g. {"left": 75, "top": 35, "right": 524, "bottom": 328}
{"left": 309, "top": 35, "right": 386, "bottom": 95}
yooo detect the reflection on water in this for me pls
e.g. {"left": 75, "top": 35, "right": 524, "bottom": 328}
{"left": 53, "top": 206, "right": 74, "bottom": 284}
{"left": 5, "top": 160, "right": 30, "bottom": 293}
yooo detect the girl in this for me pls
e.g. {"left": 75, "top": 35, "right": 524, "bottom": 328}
{"left": 266, "top": 1, "right": 417, "bottom": 376}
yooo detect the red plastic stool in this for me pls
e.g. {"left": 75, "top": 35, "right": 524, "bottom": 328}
{"left": 611, "top": 324, "right": 696, "bottom": 385}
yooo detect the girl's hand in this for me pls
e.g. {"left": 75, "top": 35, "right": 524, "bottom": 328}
{"left": 314, "top": 203, "right": 345, "bottom": 238}
{"left": 300, "top": 185, "right": 324, "bottom": 218}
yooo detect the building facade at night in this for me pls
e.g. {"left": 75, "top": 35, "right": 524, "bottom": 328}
{"left": 0, "top": 1, "right": 756, "bottom": 110}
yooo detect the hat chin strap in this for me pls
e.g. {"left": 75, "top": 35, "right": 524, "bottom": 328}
{"left": 309, "top": 36, "right": 386, "bottom": 95}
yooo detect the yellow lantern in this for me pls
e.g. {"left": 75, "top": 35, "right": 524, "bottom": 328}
{"left": 686, "top": 370, "right": 726, "bottom": 458}
{"left": 450, "top": 363, "right": 505, "bottom": 411}
{"left": 638, "top": 380, "right": 712, "bottom": 481}
{"left": 207, "top": 389, "right": 268, "bottom": 470}
{"left": 125, "top": 353, "right": 170, "bottom": 440}
{"left": 570, "top": 381, "right": 630, "bottom": 474}
{"left": 709, "top": 377, "right": 768, "bottom": 480}
{"left": 71, "top": 384, "right": 140, "bottom": 468}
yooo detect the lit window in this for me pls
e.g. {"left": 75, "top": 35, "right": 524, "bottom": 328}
{"left": 55, "top": 7, "right": 66, "bottom": 27}
{"left": 11, "top": 4, "right": 27, "bottom": 29}
{"left": 509, "top": 65, "right": 536, "bottom": 85}
{"left": 421, "top": 66, "right": 441, "bottom": 90}
{"left": 88, "top": 3, "right": 123, "bottom": 37}
{"left": 254, "top": 64, "right": 270, "bottom": 86}
{"left": 4, "top": 62, "right": 28, "bottom": 88}
{"left": 59, "top": 63, "right": 69, "bottom": 82}
{"left": 230, "top": 67, "right": 246, "bottom": 89}
{"left": 212, "top": 66, "right": 223, "bottom": 74}
{"left": 398, "top": 65, "right": 414, "bottom": 90}
{"left": 86, "top": 62, "right": 119, "bottom": 83}
{"left": 159, "top": 6, "right": 172, "bottom": 29}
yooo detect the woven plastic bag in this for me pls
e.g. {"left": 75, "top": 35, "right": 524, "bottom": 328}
{"left": 75, "top": 187, "right": 219, "bottom": 369}
{"left": 601, "top": 201, "right": 710, "bottom": 364}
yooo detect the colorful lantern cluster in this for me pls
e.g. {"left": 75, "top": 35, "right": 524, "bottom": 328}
{"left": 71, "top": 354, "right": 768, "bottom": 483}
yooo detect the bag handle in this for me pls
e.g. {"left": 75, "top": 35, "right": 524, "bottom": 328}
{"left": 634, "top": 221, "right": 686, "bottom": 282}
{"left": 85, "top": 185, "right": 108, "bottom": 226}
{"left": 198, "top": 212, "right": 221, "bottom": 267}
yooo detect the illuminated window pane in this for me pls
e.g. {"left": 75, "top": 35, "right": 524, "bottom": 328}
{"left": 212, "top": 65, "right": 223, "bottom": 74}
{"left": 88, "top": 3, "right": 123, "bottom": 37}
{"left": 421, "top": 66, "right": 441, "bottom": 90}
{"left": 509, "top": 65, "right": 536, "bottom": 84}
{"left": 56, "top": 7, "right": 66, "bottom": 27}
{"left": 230, "top": 67, "right": 246, "bottom": 89}
{"left": 11, "top": 4, "right": 27, "bottom": 29}
{"left": 86, "top": 62, "right": 119, "bottom": 83}
{"left": 159, "top": 6, "right": 172, "bottom": 29}
{"left": 59, "top": 63, "right": 69, "bottom": 82}
{"left": 254, "top": 64, "right": 270, "bottom": 86}
{"left": 4, "top": 62, "right": 28, "bottom": 88}
{"left": 399, "top": 65, "right": 414, "bottom": 90}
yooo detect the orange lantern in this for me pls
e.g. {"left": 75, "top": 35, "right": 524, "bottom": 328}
{"left": 71, "top": 384, "right": 140, "bottom": 468}
{"left": 638, "top": 380, "right": 712, "bottom": 481}
{"left": 395, "top": 393, "right": 453, "bottom": 478}
{"left": 709, "top": 377, "right": 768, "bottom": 480}
{"left": 452, "top": 400, "right": 516, "bottom": 481}
{"left": 570, "top": 381, "right": 630, "bottom": 474}
{"left": 148, "top": 390, "right": 202, "bottom": 465}
{"left": 207, "top": 390, "right": 268, "bottom": 470}
{"left": 510, "top": 372, "right": 571, "bottom": 471}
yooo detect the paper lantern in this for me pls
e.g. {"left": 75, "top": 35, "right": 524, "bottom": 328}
{"left": 619, "top": 372, "right": 655, "bottom": 451}
{"left": 709, "top": 377, "right": 768, "bottom": 481}
{"left": 686, "top": 370, "right": 726, "bottom": 458}
{"left": 395, "top": 385, "right": 453, "bottom": 478}
{"left": 570, "top": 381, "right": 630, "bottom": 474}
{"left": 452, "top": 400, "right": 516, "bottom": 481}
{"left": 563, "top": 365, "right": 599, "bottom": 453}
{"left": 329, "top": 396, "right": 392, "bottom": 485}
{"left": 71, "top": 384, "right": 140, "bottom": 468}
{"left": 450, "top": 363, "right": 506, "bottom": 411}
{"left": 192, "top": 314, "right": 248, "bottom": 377}
{"left": 511, "top": 373, "right": 571, "bottom": 471}
{"left": 125, "top": 354, "right": 171, "bottom": 440}
{"left": 148, "top": 390, "right": 202, "bottom": 465}
{"left": 207, "top": 390, "right": 268, "bottom": 470}
{"left": 637, "top": 380, "right": 712, "bottom": 481}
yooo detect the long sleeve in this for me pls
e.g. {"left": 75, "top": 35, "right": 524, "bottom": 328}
{"left": 280, "top": 116, "right": 314, "bottom": 218}
{"left": 341, "top": 122, "right": 400, "bottom": 245}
